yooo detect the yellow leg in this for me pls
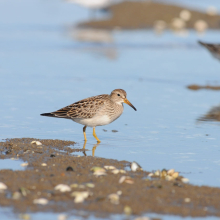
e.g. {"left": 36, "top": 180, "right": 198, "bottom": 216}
{"left": 83, "top": 126, "right": 87, "bottom": 142}
{"left": 93, "top": 127, "right": 101, "bottom": 143}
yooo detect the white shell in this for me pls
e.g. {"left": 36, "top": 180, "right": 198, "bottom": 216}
{"left": 0, "top": 182, "right": 7, "bottom": 190}
{"left": 111, "top": 169, "right": 119, "bottom": 174}
{"left": 181, "top": 178, "right": 189, "bottom": 183}
{"left": 58, "top": 214, "right": 67, "bottom": 220}
{"left": 108, "top": 193, "right": 119, "bottom": 205}
{"left": 104, "top": 165, "right": 116, "bottom": 170}
{"left": 41, "top": 163, "right": 47, "bottom": 166}
{"left": 33, "top": 198, "right": 48, "bottom": 205}
{"left": 71, "top": 191, "right": 90, "bottom": 203}
{"left": 21, "top": 163, "right": 28, "bottom": 167}
{"left": 130, "top": 161, "right": 142, "bottom": 172}
{"left": 167, "top": 169, "right": 175, "bottom": 175}
{"left": 206, "top": 6, "right": 218, "bottom": 16}
{"left": 31, "top": 141, "right": 42, "bottom": 146}
{"left": 180, "top": 10, "right": 191, "bottom": 21}
{"left": 184, "top": 198, "right": 191, "bottom": 203}
{"left": 194, "top": 20, "right": 208, "bottom": 32}
{"left": 119, "top": 176, "right": 126, "bottom": 184}
{"left": 54, "top": 184, "right": 71, "bottom": 192}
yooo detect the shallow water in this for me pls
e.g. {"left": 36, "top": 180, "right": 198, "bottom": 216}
{"left": 0, "top": 0, "right": 220, "bottom": 219}
{"left": 0, "top": 159, "right": 25, "bottom": 171}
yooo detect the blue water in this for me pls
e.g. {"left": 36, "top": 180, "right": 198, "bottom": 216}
{"left": 0, "top": 0, "right": 220, "bottom": 219}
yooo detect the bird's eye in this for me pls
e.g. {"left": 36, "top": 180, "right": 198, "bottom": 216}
{"left": 117, "top": 94, "right": 120, "bottom": 96}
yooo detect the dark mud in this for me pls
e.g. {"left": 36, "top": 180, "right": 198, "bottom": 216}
{"left": 78, "top": 1, "right": 220, "bottom": 30}
{"left": 0, "top": 138, "right": 220, "bottom": 217}
{"left": 187, "top": 84, "right": 220, "bottom": 91}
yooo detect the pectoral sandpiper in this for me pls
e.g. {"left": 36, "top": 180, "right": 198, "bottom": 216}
{"left": 198, "top": 40, "right": 220, "bottom": 61}
{"left": 41, "top": 89, "right": 136, "bottom": 142}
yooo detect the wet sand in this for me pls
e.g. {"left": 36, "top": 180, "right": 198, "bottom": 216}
{"left": 187, "top": 84, "right": 220, "bottom": 90}
{"left": 0, "top": 138, "right": 220, "bottom": 217}
{"left": 78, "top": 1, "right": 220, "bottom": 30}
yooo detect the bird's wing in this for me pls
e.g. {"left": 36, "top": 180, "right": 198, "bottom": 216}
{"left": 51, "top": 94, "right": 108, "bottom": 119}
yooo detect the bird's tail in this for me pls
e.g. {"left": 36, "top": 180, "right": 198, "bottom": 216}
{"left": 40, "top": 113, "right": 55, "bottom": 117}
{"left": 198, "top": 40, "right": 205, "bottom": 46}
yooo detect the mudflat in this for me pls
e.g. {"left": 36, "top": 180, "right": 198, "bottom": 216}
{"left": 0, "top": 138, "right": 220, "bottom": 217}
{"left": 78, "top": 1, "right": 220, "bottom": 30}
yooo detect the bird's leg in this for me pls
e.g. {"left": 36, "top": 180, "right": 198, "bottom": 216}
{"left": 83, "top": 126, "right": 87, "bottom": 142}
{"left": 93, "top": 127, "right": 101, "bottom": 143}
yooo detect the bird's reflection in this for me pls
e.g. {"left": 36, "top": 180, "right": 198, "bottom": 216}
{"left": 68, "top": 27, "right": 117, "bottom": 60}
{"left": 82, "top": 141, "right": 100, "bottom": 157}
{"left": 198, "top": 104, "right": 220, "bottom": 122}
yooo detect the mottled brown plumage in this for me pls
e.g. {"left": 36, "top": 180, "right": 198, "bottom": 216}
{"left": 198, "top": 41, "right": 220, "bottom": 61}
{"left": 41, "top": 89, "right": 136, "bottom": 142}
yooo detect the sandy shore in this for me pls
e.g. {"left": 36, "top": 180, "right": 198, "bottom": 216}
{"left": 78, "top": 1, "right": 220, "bottom": 30}
{"left": 0, "top": 138, "right": 220, "bottom": 217}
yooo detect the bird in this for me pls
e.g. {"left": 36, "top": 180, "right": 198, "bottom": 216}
{"left": 41, "top": 89, "right": 136, "bottom": 143}
{"left": 65, "top": 0, "right": 113, "bottom": 18}
{"left": 198, "top": 40, "right": 220, "bottom": 61}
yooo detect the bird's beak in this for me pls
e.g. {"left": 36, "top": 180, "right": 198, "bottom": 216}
{"left": 124, "top": 98, "right": 137, "bottom": 111}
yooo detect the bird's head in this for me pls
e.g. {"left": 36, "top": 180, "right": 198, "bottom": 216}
{"left": 110, "top": 89, "right": 137, "bottom": 111}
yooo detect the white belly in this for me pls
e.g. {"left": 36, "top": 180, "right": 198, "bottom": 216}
{"left": 73, "top": 115, "right": 112, "bottom": 127}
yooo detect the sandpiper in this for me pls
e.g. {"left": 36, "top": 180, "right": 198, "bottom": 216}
{"left": 198, "top": 40, "right": 220, "bottom": 61}
{"left": 41, "top": 89, "right": 136, "bottom": 142}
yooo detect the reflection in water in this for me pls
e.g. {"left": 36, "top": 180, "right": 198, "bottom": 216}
{"left": 69, "top": 27, "right": 117, "bottom": 59}
{"left": 198, "top": 41, "right": 220, "bottom": 61}
{"left": 73, "top": 28, "right": 113, "bottom": 43}
{"left": 83, "top": 141, "right": 100, "bottom": 157}
{"left": 198, "top": 104, "right": 220, "bottom": 122}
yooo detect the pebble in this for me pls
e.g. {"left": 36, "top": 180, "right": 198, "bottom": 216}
{"left": 184, "top": 198, "right": 191, "bottom": 203}
{"left": 19, "top": 214, "right": 31, "bottom": 220}
{"left": 33, "top": 198, "right": 48, "bottom": 205}
{"left": 86, "top": 183, "right": 95, "bottom": 188}
{"left": 41, "top": 163, "right": 47, "bottom": 166}
{"left": 124, "top": 205, "right": 132, "bottom": 215}
{"left": 117, "top": 190, "right": 122, "bottom": 195}
{"left": 12, "top": 191, "right": 21, "bottom": 200}
{"left": 54, "top": 184, "right": 71, "bottom": 192}
{"left": 66, "top": 166, "right": 74, "bottom": 171}
{"left": 70, "top": 184, "right": 78, "bottom": 188}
